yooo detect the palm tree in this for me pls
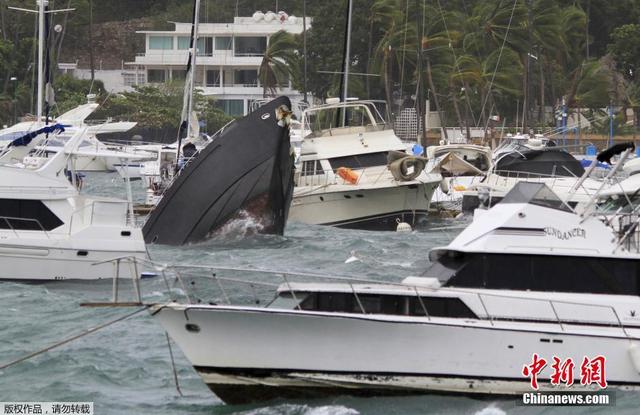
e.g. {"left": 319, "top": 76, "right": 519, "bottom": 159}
{"left": 370, "top": 0, "right": 417, "bottom": 116}
{"left": 259, "top": 30, "right": 298, "bottom": 98}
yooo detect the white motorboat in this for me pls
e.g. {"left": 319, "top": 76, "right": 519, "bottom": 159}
{"left": 461, "top": 145, "right": 605, "bottom": 212}
{"left": 289, "top": 101, "right": 442, "bottom": 230}
{"left": 425, "top": 144, "right": 492, "bottom": 212}
{"left": 0, "top": 98, "right": 139, "bottom": 172}
{"left": 149, "top": 181, "right": 640, "bottom": 403}
{"left": 0, "top": 127, "right": 147, "bottom": 281}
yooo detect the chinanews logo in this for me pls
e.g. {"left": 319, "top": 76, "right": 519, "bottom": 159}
{"left": 520, "top": 354, "right": 613, "bottom": 406}
{"left": 543, "top": 227, "right": 586, "bottom": 240}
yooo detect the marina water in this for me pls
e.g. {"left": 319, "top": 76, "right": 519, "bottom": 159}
{"left": 0, "top": 174, "right": 637, "bottom": 414}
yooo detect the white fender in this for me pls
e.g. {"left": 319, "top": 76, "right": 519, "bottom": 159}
{"left": 629, "top": 343, "right": 640, "bottom": 373}
{"left": 439, "top": 179, "right": 450, "bottom": 195}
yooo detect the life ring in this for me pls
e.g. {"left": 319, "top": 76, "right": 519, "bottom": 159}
{"left": 337, "top": 167, "right": 359, "bottom": 184}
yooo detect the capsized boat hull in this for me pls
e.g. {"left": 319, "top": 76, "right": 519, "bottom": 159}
{"left": 142, "top": 97, "right": 295, "bottom": 245}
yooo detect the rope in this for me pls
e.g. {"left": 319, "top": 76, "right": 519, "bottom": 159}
{"left": 165, "top": 332, "right": 183, "bottom": 396}
{"left": 435, "top": 0, "right": 476, "bottom": 126}
{"left": 476, "top": 0, "right": 519, "bottom": 128}
{"left": 0, "top": 306, "right": 148, "bottom": 371}
{"left": 399, "top": 0, "right": 410, "bottom": 98}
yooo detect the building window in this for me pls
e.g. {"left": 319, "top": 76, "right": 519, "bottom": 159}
{"left": 149, "top": 36, "right": 173, "bottom": 50}
{"left": 123, "top": 72, "right": 145, "bottom": 86}
{"left": 215, "top": 99, "right": 244, "bottom": 116}
{"left": 197, "top": 37, "right": 213, "bottom": 56}
{"left": 172, "top": 69, "right": 187, "bottom": 81}
{"left": 215, "top": 36, "right": 232, "bottom": 50}
{"left": 206, "top": 70, "right": 221, "bottom": 87}
{"left": 234, "top": 69, "right": 258, "bottom": 86}
{"left": 0, "top": 199, "right": 63, "bottom": 231}
{"left": 177, "top": 36, "right": 191, "bottom": 50}
{"left": 147, "top": 69, "right": 166, "bottom": 83}
{"left": 234, "top": 36, "right": 266, "bottom": 56}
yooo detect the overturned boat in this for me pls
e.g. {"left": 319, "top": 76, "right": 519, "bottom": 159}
{"left": 142, "top": 96, "right": 295, "bottom": 245}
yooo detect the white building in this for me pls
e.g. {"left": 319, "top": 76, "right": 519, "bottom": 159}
{"left": 126, "top": 12, "right": 310, "bottom": 116}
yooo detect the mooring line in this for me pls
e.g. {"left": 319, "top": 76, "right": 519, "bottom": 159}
{"left": 165, "top": 332, "right": 183, "bottom": 396}
{"left": 0, "top": 306, "right": 149, "bottom": 371}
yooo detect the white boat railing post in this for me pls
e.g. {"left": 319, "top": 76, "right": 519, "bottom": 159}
{"left": 548, "top": 301, "right": 564, "bottom": 331}
{"left": 350, "top": 283, "right": 365, "bottom": 314}
{"left": 172, "top": 268, "right": 192, "bottom": 304}
{"left": 130, "top": 257, "right": 142, "bottom": 304}
{"left": 476, "top": 293, "right": 494, "bottom": 326}
{"left": 112, "top": 259, "right": 120, "bottom": 303}
{"left": 610, "top": 306, "right": 631, "bottom": 338}
{"left": 281, "top": 273, "right": 301, "bottom": 310}
{"left": 211, "top": 272, "right": 231, "bottom": 304}
{"left": 413, "top": 286, "right": 430, "bottom": 320}
{"left": 580, "top": 148, "right": 633, "bottom": 220}
{"left": 121, "top": 157, "right": 135, "bottom": 225}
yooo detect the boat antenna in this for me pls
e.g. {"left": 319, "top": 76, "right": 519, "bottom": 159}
{"left": 476, "top": 0, "right": 518, "bottom": 128}
{"left": 176, "top": 0, "right": 201, "bottom": 168}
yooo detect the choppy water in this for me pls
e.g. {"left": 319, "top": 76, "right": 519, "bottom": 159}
{"left": 0, "top": 173, "right": 638, "bottom": 414}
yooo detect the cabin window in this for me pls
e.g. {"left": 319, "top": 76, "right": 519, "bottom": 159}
{"left": 149, "top": 36, "right": 173, "bottom": 50}
{"left": 433, "top": 252, "right": 640, "bottom": 295}
{"left": 408, "top": 296, "right": 477, "bottom": 318}
{"left": 215, "top": 36, "right": 233, "bottom": 50}
{"left": 354, "top": 294, "right": 405, "bottom": 315}
{"left": 294, "top": 292, "right": 476, "bottom": 318}
{"left": 0, "top": 199, "right": 63, "bottom": 231}
{"left": 301, "top": 161, "right": 324, "bottom": 177}
{"left": 328, "top": 152, "right": 388, "bottom": 170}
{"left": 317, "top": 292, "right": 350, "bottom": 312}
{"left": 267, "top": 292, "right": 308, "bottom": 309}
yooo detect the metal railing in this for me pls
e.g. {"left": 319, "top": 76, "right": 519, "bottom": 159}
{"left": 100, "top": 256, "right": 636, "bottom": 339}
{"left": 68, "top": 199, "right": 133, "bottom": 232}
{"left": 0, "top": 216, "right": 51, "bottom": 238}
{"left": 295, "top": 165, "right": 400, "bottom": 190}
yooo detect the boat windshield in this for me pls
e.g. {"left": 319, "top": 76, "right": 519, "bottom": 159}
{"left": 303, "top": 103, "right": 386, "bottom": 137}
{"left": 597, "top": 193, "right": 640, "bottom": 214}
{"left": 501, "top": 182, "right": 572, "bottom": 212}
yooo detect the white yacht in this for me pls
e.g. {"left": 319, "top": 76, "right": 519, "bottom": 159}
{"left": 289, "top": 101, "right": 442, "bottom": 230}
{"left": 150, "top": 181, "right": 640, "bottom": 403}
{"left": 0, "top": 127, "right": 147, "bottom": 281}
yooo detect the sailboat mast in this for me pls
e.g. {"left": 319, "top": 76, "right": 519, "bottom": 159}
{"left": 36, "top": 0, "right": 46, "bottom": 126}
{"left": 176, "top": 0, "right": 201, "bottom": 163}
{"left": 186, "top": 0, "right": 201, "bottom": 140}
{"left": 340, "top": 0, "right": 353, "bottom": 127}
